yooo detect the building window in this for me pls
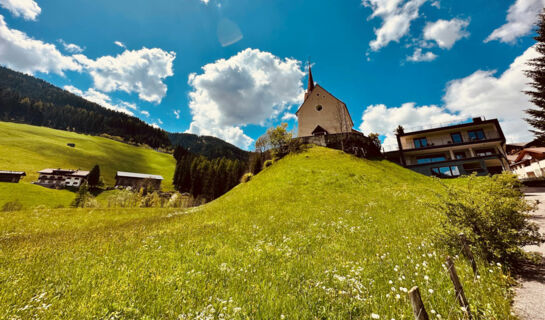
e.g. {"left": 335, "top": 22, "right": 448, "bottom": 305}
{"left": 414, "top": 138, "right": 428, "bottom": 148}
{"left": 431, "top": 166, "right": 461, "bottom": 178}
{"left": 417, "top": 155, "right": 446, "bottom": 164}
{"left": 475, "top": 148, "right": 495, "bottom": 156}
{"left": 454, "top": 151, "right": 466, "bottom": 159}
{"left": 450, "top": 132, "right": 463, "bottom": 144}
{"left": 315, "top": 105, "right": 323, "bottom": 111}
{"left": 468, "top": 129, "right": 486, "bottom": 141}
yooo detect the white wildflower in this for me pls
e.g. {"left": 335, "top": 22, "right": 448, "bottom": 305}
{"left": 371, "top": 313, "right": 380, "bottom": 319}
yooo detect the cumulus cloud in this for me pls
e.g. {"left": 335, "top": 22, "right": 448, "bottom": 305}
{"left": 443, "top": 45, "right": 538, "bottom": 142}
{"left": 407, "top": 48, "right": 437, "bottom": 62}
{"left": 0, "top": 15, "right": 81, "bottom": 75}
{"left": 360, "top": 45, "right": 538, "bottom": 147}
{"left": 58, "top": 39, "right": 84, "bottom": 53}
{"left": 186, "top": 48, "right": 305, "bottom": 149}
{"left": 423, "top": 18, "right": 470, "bottom": 49}
{"left": 64, "top": 85, "right": 135, "bottom": 116}
{"left": 0, "top": 0, "right": 40, "bottom": 20}
{"left": 281, "top": 112, "right": 297, "bottom": 121}
{"left": 363, "top": 0, "right": 427, "bottom": 51}
{"left": 73, "top": 47, "right": 176, "bottom": 104}
{"left": 486, "top": 0, "right": 545, "bottom": 43}
{"left": 360, "top": 103, "right": 460, "bottom": 148}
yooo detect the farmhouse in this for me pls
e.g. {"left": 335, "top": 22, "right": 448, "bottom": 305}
{"left": 296, "top": 65, "right": 355, "bottom": 138}
{"left": 35, "top": 168, "right": 89, "bottom": 188}
{"left": 115, "top": 171, "right": 163, "bottom": 191}
{"left": 0, "top": 171, "right": 26, "bottom": 183}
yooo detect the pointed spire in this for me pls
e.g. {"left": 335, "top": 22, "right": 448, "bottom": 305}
{"left": 304, "top": 59, "right": 314, "bottom": 101}
{"left": 307, "top": 62, "right": 314, "bottom": 92}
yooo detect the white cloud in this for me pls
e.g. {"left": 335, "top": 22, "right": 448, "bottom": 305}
{"left": 157, "top": 118, "right": 163, "bottom": 125}
{"left": 0, "top": 15, "right": 81, "bottom": 75}
{"left": 63, "top": 85, "right": 135, "bottom": 116}
{"left": 485, "top": 0, "right": 545, "bottom": 43}
{"left": 423, "top": 18, "right": 470, "bottom": 49}
{"left": 443, "top": 45, "right": 538, "bottom": 142}
{"left": 281, "top": 112, "right": 297, "bottom": 121}
{"left": 407, "top": 48, "right": 437, "bottom": 62}
{"left": 141, "top": 110, "right": 150, "bottom": 117}
{"left": 363, "top": 0, "right": 427, "bottom": 51}
{"left": 200, "top": 0, "right": 210, "bottom": 4}
{"left": 151, "top": 123, "right": 160, "bottom": 129}
{"left": 360, "top": 45, "right": 538, "bottom": 146}
{"left": 431, "top": 1, "right": 440, "bottom": 8}
{"left": 73, "top": 47, "right": 176, "bottom": 104}
{"left": 186, "top": 48, "right": 305, "bottom": 149}
{"left": 58, "top": 39, "right": 84, "bottom": 53}
{"left": 360, "top": 103, "right": 460, "bottom": 147}
{"left": 114, "top": 41, "right": 126, "bottom": 49}
{"left": 0, "top": 0, "right": 40, "bottom": 20}
{"left": 173, "top": 109, "right": 181, "bottom": 119}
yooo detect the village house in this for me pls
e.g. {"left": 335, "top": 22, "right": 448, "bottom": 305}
{"left": 115, "top": 171, "right": 163, "bottom": 191}
{"left": 35, "top": 168, "right": 89, "bottom": 188}
{"left": 0, "top": 171, "right": 26, "bottom": 183}
{"left": 393, "top": 117, "right": 509, "bottom": 177}
{"left": 510, "top": 148, "right": 545, "bottom": 181}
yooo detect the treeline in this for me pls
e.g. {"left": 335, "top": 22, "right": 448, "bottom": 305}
{"left": 0, "top": 66, "right": 170, "bottom": 148}
{"left": 169, "top": 132, "right": 249, "bottom": 161}
{"left": 172, "top": 146, "right": 247, "bottom": 201}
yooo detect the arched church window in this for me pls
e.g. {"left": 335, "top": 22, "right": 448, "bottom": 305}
{"left": 315, "top": 105, "right": 323, "bottom": 111}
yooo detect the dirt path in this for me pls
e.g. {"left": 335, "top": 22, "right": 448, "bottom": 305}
{"left": 514, "top": 187, "right": 545, "bottom": 320}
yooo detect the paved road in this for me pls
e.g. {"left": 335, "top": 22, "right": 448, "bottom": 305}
{"left": 514, "top": 187, "right": 545, "bottom": 320}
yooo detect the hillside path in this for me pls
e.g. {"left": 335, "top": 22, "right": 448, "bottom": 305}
{"left": 514, "top": 187, "right": 545, "bottom": 320}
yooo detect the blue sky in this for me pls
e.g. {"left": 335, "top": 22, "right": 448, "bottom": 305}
{"left": 0, "top": 0, "right": 543, "bottom": 149}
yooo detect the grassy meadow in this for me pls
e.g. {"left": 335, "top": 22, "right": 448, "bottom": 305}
{"left": 0, "top": 121, "right": 177, "bottom": 208}
{"left": 0, "top": 147, "right": 515, "bottom": 319}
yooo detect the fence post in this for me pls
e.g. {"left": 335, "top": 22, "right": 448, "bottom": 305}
{"left": 459, "top": 233, "right": 478, "bottom": 280}
{"left": 408, "top": 286, "right": 430, "bottom": 320}
{"left": 446, "top": 256, "right": 472, "bottom": 319}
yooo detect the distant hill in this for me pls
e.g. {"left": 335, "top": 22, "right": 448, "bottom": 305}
{"left": 0, "top": 66, "right": 171, "bottom": 148}
{"left": 168, "top": 132, "right": 249, "bottom": 161}
{"left": 0, "top": 121, "right": 176, "bottom": 192}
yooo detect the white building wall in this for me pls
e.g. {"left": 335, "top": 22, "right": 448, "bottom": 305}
{"left": 512, "top": 160, "right": 545, "bottom": 179}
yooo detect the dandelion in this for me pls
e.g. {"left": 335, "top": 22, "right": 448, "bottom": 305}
{"left": 371, "top": 313, "right": 380, "bottom": 319}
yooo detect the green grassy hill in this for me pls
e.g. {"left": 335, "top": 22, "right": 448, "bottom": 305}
{"left": 0, "top": 147, "right": 514, "bottom": 319}
{"left": 0, "top": 121, "right": 177, "bottom": 208}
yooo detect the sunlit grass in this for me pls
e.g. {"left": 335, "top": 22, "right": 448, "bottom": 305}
{"left": 0, "top": 147, "right": 515, "bottom": 319}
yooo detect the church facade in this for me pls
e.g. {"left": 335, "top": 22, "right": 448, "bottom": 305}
{"left": 296, "top": 65, "right": 355, "bottom": 137}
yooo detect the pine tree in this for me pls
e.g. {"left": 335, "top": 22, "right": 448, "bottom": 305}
{"left": 525, "top": 10, "right": 545, "bottom": 141}
{"left": 88, "top": 164, "right": 101, "bottom": 187}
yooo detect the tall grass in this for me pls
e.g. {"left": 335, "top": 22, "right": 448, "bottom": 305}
{"left": 0, "top": 147, "right": 515, "bottom": 319}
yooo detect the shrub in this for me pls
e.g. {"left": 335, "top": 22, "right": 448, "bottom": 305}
{"left": 240, "top": 173, "right": 253, "bottom": 183}
{"left": 2, "top": 200, "right": 23, "bottom": 212}
{"left": 436, "top": 173, "right": 544, "bottom": 268}
{"left": 263, "top": 160, "right": 273, "bottom": 168}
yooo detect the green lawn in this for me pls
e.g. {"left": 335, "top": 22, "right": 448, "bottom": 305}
{"left": 0, "top": 121, "right": 176, "bottom": 208}
{"left": 0, "top": 147, "right": 515, "bottom": 319}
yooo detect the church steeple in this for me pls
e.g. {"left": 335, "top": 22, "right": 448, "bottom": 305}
{"left": 304, "top": 61, "right": 315, "bottom": 101}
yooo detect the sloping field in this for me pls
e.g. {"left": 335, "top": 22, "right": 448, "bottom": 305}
{"left": 0, "top": 147, "right": 513, "bottom": 319}
{"left": 0, "top": 121, "right": 176, "bottom": 207}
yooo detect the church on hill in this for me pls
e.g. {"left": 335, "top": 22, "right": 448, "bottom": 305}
{"left": 296, "top": 65, "right": 357, "bottom": 138}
